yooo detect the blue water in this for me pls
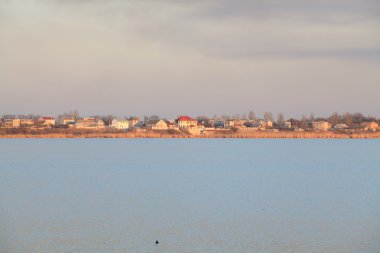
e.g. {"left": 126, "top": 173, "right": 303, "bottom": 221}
{"left": 0, "top": 139, "right": 379, "bottom": 253}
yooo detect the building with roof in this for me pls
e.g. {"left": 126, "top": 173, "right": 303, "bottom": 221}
{"left": 177, "top": 115, "right": 198, "bottom": 129}
{"left": 38, "top": 117, "right": 55, "bottom": 127}
{"left": 312, "top": 121, "right": 331, "bottom": 131}
{"left": 361, "top": 121, "right": 378, "bottom": 131}
{"left": 58, "top": 117, "right": 76, "bottom": 125}
{"left": 20, "top": 119, "right": 35, "bottom": 126}
{"left": 3, "top": 118, "right": 21, "bottom": 128}
{"left": 334, "top": 124, "right": 349, "bottom": 130}
{"left": 111, "top": 119, "right": 129, "bottom": 130}
{"left": 146, "top": 119, "right": 168, "bottom": 130}
{"left": 75, "top": 118, "right": 105, "bottom": 129}
{"left": 128, "top": 117, "right": 140, "bottom": 129}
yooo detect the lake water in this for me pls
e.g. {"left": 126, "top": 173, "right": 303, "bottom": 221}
{"left": 0, "top": 139, "right": 379, "bottom": 253}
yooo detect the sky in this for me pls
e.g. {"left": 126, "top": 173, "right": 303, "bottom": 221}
{"left": 0, "top": 0, "right": 379, "bottom": 119}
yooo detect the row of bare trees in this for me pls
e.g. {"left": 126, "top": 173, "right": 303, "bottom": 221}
{"left": 4, "top": 110, "right": 378, "bottom": 128}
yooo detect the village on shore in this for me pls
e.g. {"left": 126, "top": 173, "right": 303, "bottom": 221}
{"left": 0, "top": 112, "right": 379, "bottom": 136}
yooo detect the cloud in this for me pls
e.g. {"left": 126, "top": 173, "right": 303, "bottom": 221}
{"left": 0, "top": 0, "right": 379, "bottom": 116}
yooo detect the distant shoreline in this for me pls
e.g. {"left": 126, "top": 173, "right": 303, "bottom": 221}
{"left": 1, "top": 129, "right": 379, "bottom": 139}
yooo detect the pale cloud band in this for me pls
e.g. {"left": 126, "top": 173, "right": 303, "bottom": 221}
{"left": 0, "top": 0, "right": 379, "bottom": 117}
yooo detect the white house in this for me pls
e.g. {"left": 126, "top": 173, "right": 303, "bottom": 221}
{"left": 38, "top": 117, "right": 55, "bottom": 127}
{"left": 75, "top": 118, "right": 105, "bottom": 129}
{"left": 312, "top": 121, "right": 331, "bottom": 131}
{"left": 177, "top": 115, "right": 198, "bottom": 129}
{"left": 128, "top": 117, "right": 140, "bottom": 129}
{"left": 334, "top": 124, "right": 349, "bottom": 130}
{"left": 361, "top": 121, "right": 378, "bottom": 131}
{"left": 258, "top": 120, "right": 273, "bottom": 129}
{"left": 284, "top": 121, "right": 292, "bottom": 128}
{"left": 58, "top": 117, "right": 76, "bottom": 125}
{"left": 111, "top": 119, "right": 129, "bottom": 130}
{"left": 225, "top": 119, "right": 235, "bottom": 128}
{"left": 146, "top": 119, "right": 168, "bottom": 130}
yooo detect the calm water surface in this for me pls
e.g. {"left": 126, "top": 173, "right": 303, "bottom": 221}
{"left": 0, "top": 139, "right": 379, "bottom": 253}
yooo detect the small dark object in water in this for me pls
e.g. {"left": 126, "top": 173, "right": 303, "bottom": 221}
{"left": 156, "top": 240, "right": 159, "bottom": 245}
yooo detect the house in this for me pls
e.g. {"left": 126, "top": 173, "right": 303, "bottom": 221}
{"left": 58, "top": 117, "right": 76, "bottom": 125}
{"left": 334, "top": 124, "right": 349, "bottom": 130}
{"left": 128, "top": 117, "right": 140, "bottom": 129}
{"left": 177, "top": 115, "right": 198, "bottom": 129}
{"left": 234, "top": 120, "right": 246, "bottom": 129}
{"left": 111, "top": 119, "right": 129, "bottom": 130}
{"left": 312, "top": 121, "right": 331, "bottom": 131}
{"left": 264, "top": 120, "right": 273, "bottom": 128}
{"left": 20, "top": 118, "right": 35, "bottom": 126}
{"left": 166, "top": 120, "right": 179, "bottom": 130}
{"left": 133, "top": 121, "right": 145, "bottom": 129}
{"left": 75, "top": 118, "right": 105, "bottom": 129}
{"left": 258, "top": 120, "right": 273, "bottom": 129}
{"left": 187, "top": 123, "right": 205, "bottom": 135}
{"left": 3, "top": 118, "right": 21, "bottom": 128}
{"left": 225, "top": 119, "right": 235, "bottom": 128}
{"left": 214, "top": 120, "right": 225, "bottom": 128}
{"left": 284, "top": 121, "right": 292, "bottom": 128}
{"left": 146, "top": 119, "right": 168, "bottom": 130}
{"left": 38, "top": 117, "right": 55, "bottom": 127}
{"left": 361, "top": 121, "right": 378, "bottom": 131}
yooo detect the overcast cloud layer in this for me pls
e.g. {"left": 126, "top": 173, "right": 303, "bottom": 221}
{"left": 0, "top": 0, "right": 379, "bottom": 118}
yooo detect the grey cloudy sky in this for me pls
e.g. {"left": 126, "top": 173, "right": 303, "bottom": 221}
{"left": 0, "top": 0, "right": 379, "bottom": 118}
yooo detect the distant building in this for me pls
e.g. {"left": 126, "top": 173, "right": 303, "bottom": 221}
{"left": 75, "top": 118, "right": 105, "bottom": 129}
{"left": 177, "top": 115, "right": 197, "bottom": 129}
{"left": 284, "top": 121, "right": 292, "bottom": 128}
{"left": 146, "top": 119, "right": 168, "bottom": 130}
{"left": 334, "top": 124, "right": 349, "bottom": 130}
{"left": 38, "top": 117, "right": 55, "bottom": 127}
{"left": 111, "top": 119, "right": 129, "bottom": 130}
{"left": 20, "top": 119, "right": 34, "bottom": 126}
{"left": 214, "top": 120, "right": 225, "bottom": 128}
{"left": 258, "top": 120, "right": 273, "bottom": 129}
{"left": 361, "top": 122, "right": 378, "bottom": 131}
{"left": 312, "top": 121, "right": 331, "bottom": 131}
{"left": 225, "top": 119, "right": 235, "bottom": 128}
{"left": 166, "top": 120, "right": 179, "bottom": 130}
{"left": 128, "top": 117, "right": 140, "bottom": 129}
{"left": 264, "top": 120, "right": 273, "bottom": 128}
{"left": 58, "top": 117, "right": 76, "bottom": 125}
{"left": 187, "top": 123, "right": 205, "bottom": 135}
{"left": 3, "top": 118, "right": 21, "bottom": 128}
{"left": 133, "top": 121, "right": 145, "bottom": 129}
{"left": 234, "top": 120, "right": 245, "bottom": 129}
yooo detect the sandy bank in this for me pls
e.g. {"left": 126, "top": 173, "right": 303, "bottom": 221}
{"left": 1, "top": 130, "right": 380, "bottom": 139}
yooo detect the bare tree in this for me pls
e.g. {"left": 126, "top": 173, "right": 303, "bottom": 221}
{"left": 264, "top": 112, "right": 274, "bottom": 121}
{"left": 329, "top": 112, "right": 340, "bottom": 126}
{"left": 352, "top": 113, "right": 365, "bottom": 124}
{"left": 144, "top": 115, "right": 160, "bottom": 122}
{"left": 277, "top": 113, "right": 284, "bottom": 126}
{"left": 299, "top": 115, "right": 308, "bottom": 129}
{"left": 221, "top": 115, "right": 230, "bottom": 121}
{"left": 101, "top": 115, "right": 116, "bottom": 126}
{"left": 309, "top": 113, "right": 315, "bottom": 122}
{"left": 248, "top": 110, "right": 256, "bottom": 121}
{"left": 343, "top": 112, "right": 353, "bottom": 126}
{"left": 62, "top": 110, "right": 80, "bottom": 120}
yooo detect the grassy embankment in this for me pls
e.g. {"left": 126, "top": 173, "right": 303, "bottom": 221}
{"left": 0, "top": 128, "right": 380, "bottom": 138}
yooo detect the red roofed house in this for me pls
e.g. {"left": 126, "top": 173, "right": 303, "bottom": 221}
{"left": 177, "top": 115, "right": 198, "bottom": 129}
{"left": 38, "top": 117, "right": 56, "bottom": 127}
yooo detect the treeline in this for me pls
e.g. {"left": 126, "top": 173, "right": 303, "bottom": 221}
{"left": 1, "top": 111, "right": 379, "bottom": 126}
